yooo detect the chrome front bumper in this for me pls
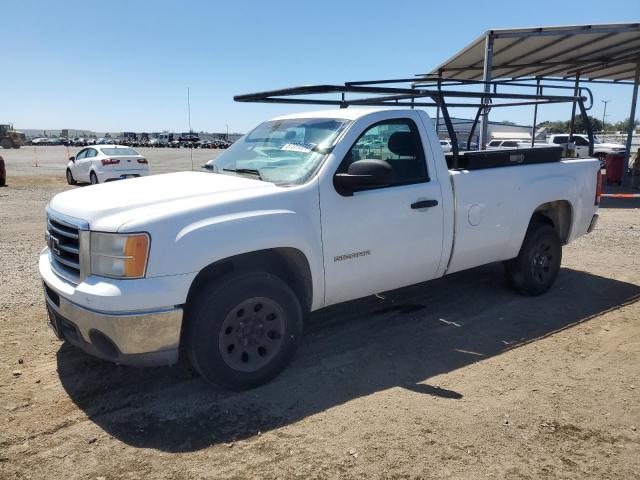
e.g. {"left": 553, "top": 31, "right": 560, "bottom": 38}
{"left": 44, "top": 283, "right": 182, "bottom": 367}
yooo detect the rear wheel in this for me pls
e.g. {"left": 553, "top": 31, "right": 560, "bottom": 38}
{"left": 185, "top": 271, "right": 303, "bottom": 390}
{"left": 90, "top": 171, "right": 98, "bottom": 185}
{"left": 1, "top": 139, "right": 12, "bottom": 149}
{"left": 66, "top": 169, "right": 76, "bottom": 185}
{"left": 505, "top": 222, "right": 562, "bottom": 296}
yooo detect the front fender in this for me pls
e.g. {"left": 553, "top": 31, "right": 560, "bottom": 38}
{"left": 146, "top": 207, "right": 325, "bottom": 311}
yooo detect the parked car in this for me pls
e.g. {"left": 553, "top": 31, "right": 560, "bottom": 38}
{"left": 457, "top": 141, "right": 479, "bottom": 151}
{"left": 66, "top": 145, "right": 149, "bottom": 185}
{"left": 40, "top": 107, "right": 602, "bottom": 390}
{"left": 0, "top": 155, "right": 5, "bottom": 186}
{"left": 487, "top": 139, "right": 527, "bottom": 150}
{"left": 548, "top": 134, "right": 625, "bottom": 164}
{"left": 439, "top": 139, "right": 452, "bottom": 152}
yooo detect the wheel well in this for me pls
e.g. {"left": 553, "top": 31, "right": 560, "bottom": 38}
{"left": 531, "top": 200, "right": 572, "bottom": 244}
{"left": 185, "top": 248, "right": 313, "bottom": 314}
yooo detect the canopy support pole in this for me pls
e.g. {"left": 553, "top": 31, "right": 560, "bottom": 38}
{"left": 531, "top": 78, "right": 541, "bottom": 147}
{"left": 623, "top": 57, "right": 640, "bottom": 187}
{"left": 479, "top": 33, "right": 494, "bottom": 149}
{"left": 435, "top": 69, "right": 443, "bottom": 137}
{"left": 569, "top": 73, "right": 580, "bottom": 144}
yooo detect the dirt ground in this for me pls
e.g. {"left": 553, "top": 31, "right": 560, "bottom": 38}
{"left": 1, "top": 151, "right": 639, "bottom": 479}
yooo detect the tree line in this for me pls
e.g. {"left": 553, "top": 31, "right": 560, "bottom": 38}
{"left": 536, "top": 117, "right": 639, "bottom": 134}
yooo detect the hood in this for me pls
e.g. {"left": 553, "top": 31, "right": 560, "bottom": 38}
{"left": 49, "top": 171, "right": 278, "bottom": 230}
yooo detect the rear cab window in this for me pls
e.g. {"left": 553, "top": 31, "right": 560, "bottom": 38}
{"left": 101, "top": 147, "right": 139, "bottom": 156}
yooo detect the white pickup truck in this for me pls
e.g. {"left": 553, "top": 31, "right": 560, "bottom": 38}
{"left": 40, "top": 107, "right": 601, "bottom": 389}
{"left": 548, "top": 133, "right": 626, "bottom": 161}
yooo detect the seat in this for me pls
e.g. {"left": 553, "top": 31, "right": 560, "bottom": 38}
{"left": 386, "top": 131, "right": 424, "bottom": 183}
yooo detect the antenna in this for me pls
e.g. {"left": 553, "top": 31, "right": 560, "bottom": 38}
{"left": 187, "top": 87, "right": 193, "bottom": 171}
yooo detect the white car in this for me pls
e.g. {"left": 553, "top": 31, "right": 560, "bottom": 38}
{"left": 439, "top": 139, "right": 452, "bottom": 152}
{"left": 66, "top": 145, "right": 149, "bottom": 185}
{"left": 487, "top": 139, "right": 528, "bottom": 150}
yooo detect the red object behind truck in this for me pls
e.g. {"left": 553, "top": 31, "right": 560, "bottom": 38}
{"left": 605, "top": 153, "right": 624, "bottom": 185}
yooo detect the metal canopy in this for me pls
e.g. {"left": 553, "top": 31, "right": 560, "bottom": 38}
{"left": 428, "top": 23, "right": 640, "bottom": 82}
{"left": 426, "top": 23, "right": 640, "bottom": 186}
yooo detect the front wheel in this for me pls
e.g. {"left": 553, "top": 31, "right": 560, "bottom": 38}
{"left": 505, "top": 222, "right": 562, "bottom": 296}
{"left": 89, "top": 171, "right": 98, "bottom": 185}
{"left": 185, "top": 272, "right": 303, "bottom": 390}
{"left": 1, "top": 139, "right": 12, "bottom": 149}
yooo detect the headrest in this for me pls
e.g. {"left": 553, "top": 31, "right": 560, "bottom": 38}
{"left": 388, "top": 131, "right": 417, "bottom": 157}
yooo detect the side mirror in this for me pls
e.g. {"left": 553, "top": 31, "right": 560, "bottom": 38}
{"left": 69, "top": 156, "right": 75, "bottom": 161}
{"left": 333, "top": 159, "right": 392, "bottom": 196}
{"left": 201, "top": 163, "right": 214, "bottom": 170}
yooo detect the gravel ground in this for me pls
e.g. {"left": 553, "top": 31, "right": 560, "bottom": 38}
{"left": 0, "top": 151, "right": 639, "bottom": 479}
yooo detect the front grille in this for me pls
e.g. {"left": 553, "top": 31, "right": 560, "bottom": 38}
{"left": 47, "top": 213, "right": 83, "bottom": 283}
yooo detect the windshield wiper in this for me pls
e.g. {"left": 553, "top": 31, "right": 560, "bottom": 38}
{"left": 222, "top": 168, "right": 262, "bottom": 180}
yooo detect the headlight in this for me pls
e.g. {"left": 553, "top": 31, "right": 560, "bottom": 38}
{"left": 90, "top": 232, "right": 150, "bottom": 278}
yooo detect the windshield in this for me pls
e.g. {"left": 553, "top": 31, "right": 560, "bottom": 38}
{"left": 204, "top": 118, "right": 350, "bottom": 185}
{"left": 592, "top": 136, "right": 602, "bottom": 144}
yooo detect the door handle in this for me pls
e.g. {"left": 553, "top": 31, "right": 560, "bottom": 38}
{"left": 411, "top": 199, "right": 439, "bottom": 209}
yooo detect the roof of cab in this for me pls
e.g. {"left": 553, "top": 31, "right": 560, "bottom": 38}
{"left": 271, "top": 108, "right": 412, "bottom": 121}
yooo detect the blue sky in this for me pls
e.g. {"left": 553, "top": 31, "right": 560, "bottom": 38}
{"left": 3, "top": 0, "right": 639, "bottom": 133}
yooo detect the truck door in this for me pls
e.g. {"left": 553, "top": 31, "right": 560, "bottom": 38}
{"left": 319, "top": 115, "right": 445, "bottom": 306}
{"left": 573, "top": 135, "right": 590, "bottom": 157}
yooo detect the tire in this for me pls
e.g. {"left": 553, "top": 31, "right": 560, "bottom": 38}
{"left": 1, "top": 139, "right": 12, "bottom": 149}
{"left": 66, "top": 169, "right": 76, "bottom": 185}
{"left": 505, "top": 222, "right": 562, "bottom": 296}
{"left": 185, "top": 271, "right": 303, "bottom": 390}
{"left": 90, "top": 171, "right": 98, "bottom": 185}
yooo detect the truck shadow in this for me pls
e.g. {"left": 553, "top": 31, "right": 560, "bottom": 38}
{"left": 56, "top": 264, "right": 640, "bottom": 452}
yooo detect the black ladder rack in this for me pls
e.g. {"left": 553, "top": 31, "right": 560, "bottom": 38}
{"left": 234, "top": 77, "right": 594, "bottom": 169}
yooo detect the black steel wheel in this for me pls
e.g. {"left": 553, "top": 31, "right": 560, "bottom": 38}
{"left": 505, "top": 221, "right": 562, "bottom": 296}
{"left": 90, "top": 171, "right": 98, "bottom": 185}
{"left": 186, "top": 271, "right": 303, "bottom": 390}
{"left": 218, "top": 297, "right": 286, "bottom": 372}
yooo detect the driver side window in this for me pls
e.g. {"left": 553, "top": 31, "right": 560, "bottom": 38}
{"left": 76, "top": 149, "right": 88, "bottom": 160}
{"left": 340, "top": 119, "right": 428, "bottom": 187}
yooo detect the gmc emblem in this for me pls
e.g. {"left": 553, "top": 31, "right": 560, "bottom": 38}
{"left": 48, "top": 234, "right": 61, "bottom": 256}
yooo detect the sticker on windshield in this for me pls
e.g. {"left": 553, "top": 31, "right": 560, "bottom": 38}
{"left": 281, "top": 142, "right": 316, "bottom": 153}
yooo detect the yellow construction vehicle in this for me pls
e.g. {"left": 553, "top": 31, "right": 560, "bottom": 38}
{"left": 0, "top": 124, "right": 26, "bottom": 149}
